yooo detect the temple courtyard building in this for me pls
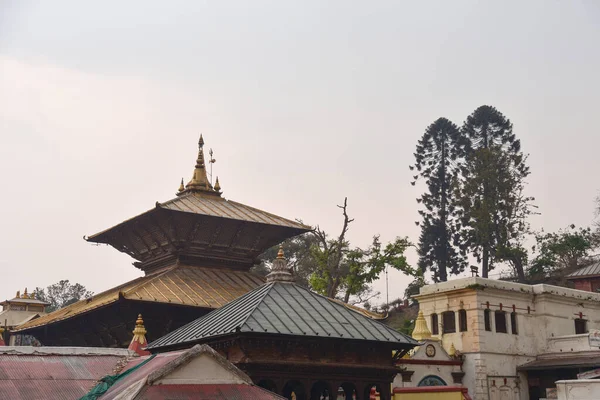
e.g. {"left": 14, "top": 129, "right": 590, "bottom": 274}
{"left": 413, "top": 277, "right": 600, "bottom": 400}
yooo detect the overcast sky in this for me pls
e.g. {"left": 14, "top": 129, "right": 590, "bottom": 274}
{"left": 1, "top": 1, "right": 599, "bottom": 305}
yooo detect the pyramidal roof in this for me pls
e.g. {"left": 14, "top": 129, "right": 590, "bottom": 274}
{"left": 147, "top": 279, "right": 418, "bottom": 351}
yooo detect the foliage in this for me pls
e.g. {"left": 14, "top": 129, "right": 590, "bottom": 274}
{"left": 33, "top": 280, "right": 93, "bottom": 313}
{"left": 259, "top": 198, "right": 418, "bottom": 303}
{"left": 411, "top": 117, "right": 468, "bottom": 282}
{"left": 528, "top": 225, "right": 599, "bottom": 277}
{"left": 403, "top": 277, "right": 426, "bottom": 304}
{"left": 456, "top": 105, "right": 533, "bottom": 278}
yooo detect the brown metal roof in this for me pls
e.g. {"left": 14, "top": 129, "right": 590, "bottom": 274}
{"left": 0, "top": 351, "right": 127, "bottom": 400}
{"left": 566, "top": 261, "right": 600, "bottom": 279}
{"left": 517, "top": 353, "right": 600, "bottom": 371}
{"left": 13, "top": 265, "right": 265, "bottom": 333}
{"left": 160, "top": 193, "right": 309, "bottom": 230}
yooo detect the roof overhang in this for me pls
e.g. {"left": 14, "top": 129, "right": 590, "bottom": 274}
{"left": 517, "top": 354, "right": 600, "bottom": 371}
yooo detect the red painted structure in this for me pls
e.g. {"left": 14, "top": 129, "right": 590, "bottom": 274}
{"left": 393, "top": 386, "right": 472, "bottom": 400}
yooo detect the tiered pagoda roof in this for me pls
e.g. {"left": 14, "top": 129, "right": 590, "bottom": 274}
{"left": 13, "top": 136, "right": 311, "bottom": 346}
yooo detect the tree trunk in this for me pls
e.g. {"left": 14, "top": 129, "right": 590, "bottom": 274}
{"left": 482, "top": 246, "right": 489, "bottom": 278}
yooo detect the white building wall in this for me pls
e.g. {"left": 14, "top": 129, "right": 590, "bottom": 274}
{"left": 414, "top": 277, "right": 600, "bottom": 400}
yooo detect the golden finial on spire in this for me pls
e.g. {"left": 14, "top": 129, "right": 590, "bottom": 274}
{"left": 178, "top": 178, "right": 185, "bottom": 192}
{"left": 412, "top": 310, "right": 433, "bottom": 341}
{"left": 448, "top": 342, "right": 456, "bottom": 357}
{"left": 267, "top": 245, "right": 294, "bottom": 283}
{"left": 16, "top": 291, "right": 20, "bottom": 298}
{"left": 214, "top": 177, "right": 221, "bottom": 192}
{"left": 178, "top": 135, "right": 221, "bottom": 197}
{"left": 128, "top": 314, "right": 150, "bottom": 356}
{"left": 22, "top": 288, "right": 28, "bottom": 298}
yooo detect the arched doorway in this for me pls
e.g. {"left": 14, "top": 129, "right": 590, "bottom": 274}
{"left": 417, "top": 375, "right": 447, "bottom": 386}
{"left": 310, "top": 380, "right": 332, "bottom": 400}
{"left": 283, "top": 380, "right": 307, "bottom": 400}
{"left": 337, "top": 382, "right": 357, "bottom": 400}
{"left": 258, "top": 379, "right": 278, "bottom": 394}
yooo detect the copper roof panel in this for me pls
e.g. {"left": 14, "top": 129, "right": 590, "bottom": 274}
{"left": 14, "top": 266, "right": 265, "bottom": 333}
{"left": 159, "top": 193, "right": 309, "bottom": 230}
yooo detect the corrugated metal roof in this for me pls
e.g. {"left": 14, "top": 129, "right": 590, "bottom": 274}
{"left": 159, "top": 193, "right": 309, "bottom": 230}
{"left": 148, "top": 282, "right": 419, "bottom": 350}
{"left": 14, "top": 266, "right": 264, "bottom": 332}
{"left": 567, "top": 261, "right": 600, "bottom": 278}
{"left": 138, "top": 384, "right": 286, "bottom": 399}
{"left": 0, "top": 353, "right": 126, "bottom": 400}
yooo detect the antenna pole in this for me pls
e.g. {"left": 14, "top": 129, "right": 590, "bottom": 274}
{"left": 386, "top": 265, "right": 389, "bottom": 307}
{"left": 208, "top": 148, "right": 216, "bottom": 185}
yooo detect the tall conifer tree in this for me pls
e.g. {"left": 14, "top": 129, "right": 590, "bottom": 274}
{"left": 457, "top": 105, "right": 531, "bottom": 278}
{"left": 411, "top": 118, "right": 467, "bottom": 282}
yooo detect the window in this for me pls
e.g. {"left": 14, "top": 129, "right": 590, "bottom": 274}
{"left": 484, "top": 309, "right": 492, "bottom": 331}
{"left": 442, "top": 311, "right": 456, "bottom": 334}
{"left": 459, "top": 309, "right": 468, "bottom": 332}
{"left": 417, "top": 375, "right": 447, "bottom": 387}
{"left": 575, "top": 319, "right": 588, "bottom": 334}
{"left": 431, "top": 313, "right": 439, "bottom": 335}
{"left": 511, "top": 312, "right": 518, "bottom": 335}
{"left": 495, "top": 311, "right": 507, "bottom": 333}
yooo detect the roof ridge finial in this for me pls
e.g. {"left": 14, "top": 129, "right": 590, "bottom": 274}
{"left": 178, "top": 135, "right": 221, "bottom": 197}
{"left": 266, "top": 245, "right": 294, "bottom": 283}
{"left": 178, "top": 178, "right": 184, "bottom": 192}
{"left": 214, "top": 176, "right": 221, "bottom": 193}
{"left": 411, "top": 310, "right": 432, "bottom": 341}
{"left": 128, "top": 314, "right": 151, "bottom": 356}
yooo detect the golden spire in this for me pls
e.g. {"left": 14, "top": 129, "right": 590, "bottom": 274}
{"left": 128, "top": 314, "right": 150, "bottom": 356}
{"left": 266, "top": 246, "right": 294, "bottom": 283}
{"left": 178, "top": 178, "right": 185, "bottom": 192}
{"left": 22, "top": 288, "right": 28, "bottom": 299}
{"left": 178, "top": 135, "right": 221, "bottom": 197}
{"left": 448, "top": 342, "right": 456, "bottom": 357}
{"left": 16, "top": 291, "right": 20, "bottom": 298}
{"left": 214, "top": 177, "right": 221, "bottom": 193}
{"left": 412, "top": 310, "right": 432, "bottom": 341}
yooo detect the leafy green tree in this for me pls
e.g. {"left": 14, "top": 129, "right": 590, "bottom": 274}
{"left": 33, "top": 280, "right": 93, "bottom": 313}
{"left": 457, "top": 106, "right": 532, "bottom": 278}
{"left": 411, "top": 117, "right": 467, "bottom": 282}
{"left": 528, "top": 225, "right": 599, "bottom": 277}
{"left": 260, "top": 198, "right": 417, "bottom": 304}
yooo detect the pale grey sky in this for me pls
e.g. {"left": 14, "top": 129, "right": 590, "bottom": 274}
{"left": 1, "top": 1, "right": 599, "bottom": 304}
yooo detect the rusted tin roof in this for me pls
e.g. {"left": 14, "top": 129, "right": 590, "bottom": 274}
{"left": 567, "top": 261, "right": 600, "bottom": 279}
{"left": 100, "top": 344, "right": 285, "bottom": 400}
{"left": 148, "top": 281, "right": 418, "bottom": 351}
{"left": 138, "top": 384, "right": 286, "bottom": 399}
{"left": 0, "top": 348, "right": 129, "bottom": 400}
{"left": 13, "top": 265, "right": 264, "bottom": 333}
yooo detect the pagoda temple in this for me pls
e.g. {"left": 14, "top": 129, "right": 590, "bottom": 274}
{"left": 147, "top": 247, "right": 418, "bottom": 400}
{"left": 13, "top": 136, "right": 310, "bottom": 347}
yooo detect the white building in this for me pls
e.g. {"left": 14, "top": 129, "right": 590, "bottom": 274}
{"left": 413, "top": 277, "right": 600, "bottom": 400}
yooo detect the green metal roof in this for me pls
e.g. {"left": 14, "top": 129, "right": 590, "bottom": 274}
{"left": 147, "top": 282, "right": 418, "bottom": 350}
